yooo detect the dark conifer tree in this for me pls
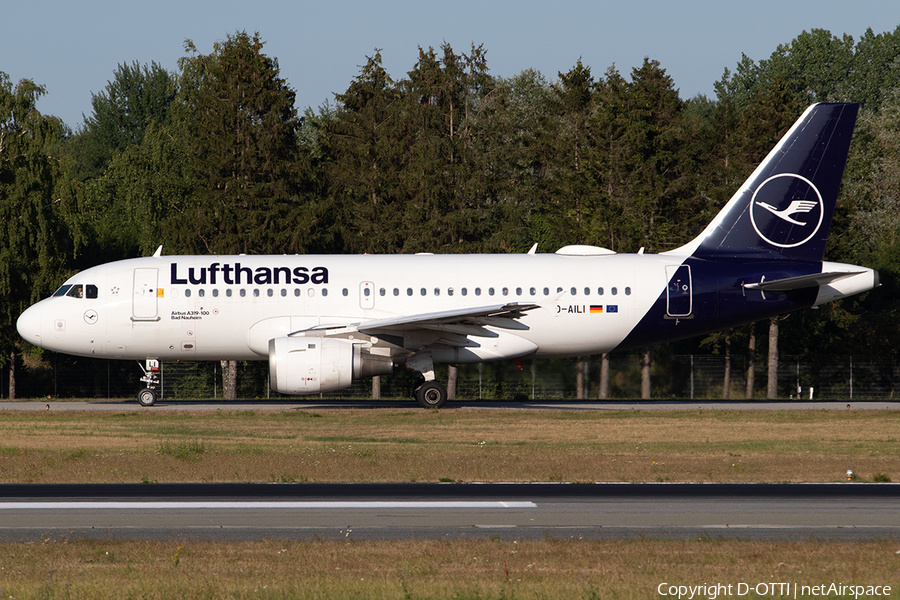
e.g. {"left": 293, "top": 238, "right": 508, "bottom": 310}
{"left": 324, "top": 51, "right": 406, "bottom": 253}
{"left": 172, "top": 31, "right": 303, "bottom": 255}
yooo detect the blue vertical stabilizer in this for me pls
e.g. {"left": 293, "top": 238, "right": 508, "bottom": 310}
{"left": 671, "top": 103, "right": 859, "bottom": 262}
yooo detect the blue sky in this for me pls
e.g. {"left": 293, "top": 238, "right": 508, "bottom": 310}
{"left": 3, "top": 0, "right": 899, "bottom": 128}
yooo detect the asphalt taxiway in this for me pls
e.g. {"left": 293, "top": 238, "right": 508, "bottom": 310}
{"left": 0, "top": 399, "right": 896, "bottom": 411}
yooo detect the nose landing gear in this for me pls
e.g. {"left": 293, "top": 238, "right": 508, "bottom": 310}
{"left": 137, "top": 358, "right": 160, "bottom": 407}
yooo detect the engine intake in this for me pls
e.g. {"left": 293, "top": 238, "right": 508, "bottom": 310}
{"left": 268, "top": 336, "right": 393, "bottom": 395}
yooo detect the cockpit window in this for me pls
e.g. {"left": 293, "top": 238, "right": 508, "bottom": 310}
{"left": 57, "top": 284, "right": 98, "bottom": 299}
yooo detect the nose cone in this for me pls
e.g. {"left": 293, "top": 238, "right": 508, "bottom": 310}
{"left": 16, "top": 303, "right": 43, "bottom": 347}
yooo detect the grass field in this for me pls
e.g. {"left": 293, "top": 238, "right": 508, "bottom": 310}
{"left": 1, "top": 406, "right": 898, "bottom": 598}
{"left": 0, "top": 407, "right": 896, "bottom": 483}
{"left": 3, "top": 538, "right": 898, "bottom": 599}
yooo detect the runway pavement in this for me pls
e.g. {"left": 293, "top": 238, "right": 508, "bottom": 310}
{"left": 0, "top": 482, "right": 897, "bottom": 542}
{"left": 2, "top": 401, "right": 895, "bottom": 543}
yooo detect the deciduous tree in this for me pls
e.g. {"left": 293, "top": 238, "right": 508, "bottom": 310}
{"left": 0, "top": 74, "right": 69, "bottom": 398}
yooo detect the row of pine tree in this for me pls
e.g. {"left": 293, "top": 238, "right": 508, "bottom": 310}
{"left": 2, "top": 27, "right": 899, "bottom": 398}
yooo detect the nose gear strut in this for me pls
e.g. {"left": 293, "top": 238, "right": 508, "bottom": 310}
{"left": 137, "top": 358, "right": 160, "bottom": 406}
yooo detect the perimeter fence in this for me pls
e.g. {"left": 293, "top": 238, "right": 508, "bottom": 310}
{"left": 4, "top": 352, "right": 898, "bottom": 401}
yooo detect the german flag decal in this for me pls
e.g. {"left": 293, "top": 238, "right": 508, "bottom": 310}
{"left": 590, "top": 305, "right": 603, "bottom": 313}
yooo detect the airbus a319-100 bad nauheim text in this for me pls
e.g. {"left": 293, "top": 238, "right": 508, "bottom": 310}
{"left": 17, "top": 103, "right": 878, "bottom": 408}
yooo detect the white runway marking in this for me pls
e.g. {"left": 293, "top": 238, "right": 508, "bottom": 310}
{"left": 0, "top": 501, "right": 537, "bottom": 510}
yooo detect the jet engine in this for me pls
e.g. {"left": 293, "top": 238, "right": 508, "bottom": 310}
{"left": 268, "top": 336, "right": 393, "bottom": 395}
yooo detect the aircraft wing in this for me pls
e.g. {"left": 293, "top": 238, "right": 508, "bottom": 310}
{"left": 357, "top": 302, "right": 540, "bottom": 334}
{"left": 291, "top": 302, "right": 541, "bottom": 345}
{"left": 743, "top": 271, "right": 864, "bottom": 292}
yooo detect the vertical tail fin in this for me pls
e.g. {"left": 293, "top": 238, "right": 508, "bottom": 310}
{"left": 671, "top": 103, "right": 859, "bottom": 261}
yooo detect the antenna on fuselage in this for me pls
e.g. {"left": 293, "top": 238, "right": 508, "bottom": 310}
{"left": 152, "top": 245, "right": 163, "bottom": 258}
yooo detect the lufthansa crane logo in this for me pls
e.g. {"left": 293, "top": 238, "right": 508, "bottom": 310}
{"left": 749, "top": 173, "right": 824, "bottom": 248}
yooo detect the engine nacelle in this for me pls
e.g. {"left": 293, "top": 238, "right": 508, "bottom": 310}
{"left": 268, "top": 336, "right": 393, "bottom": 395}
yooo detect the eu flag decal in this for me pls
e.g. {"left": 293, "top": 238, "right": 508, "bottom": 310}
{"left": 606, "top": 305, "right": 618, "bottom": 313}
{"left": 590, "top": 305, "right": 603, "bottom": 313}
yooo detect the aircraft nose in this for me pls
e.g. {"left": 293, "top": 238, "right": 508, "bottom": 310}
{"left": 16, "top": 303, "right": 43, "bottom": 346}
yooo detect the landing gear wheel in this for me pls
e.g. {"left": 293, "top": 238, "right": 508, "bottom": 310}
{"left": 137, "top": 388, "right": 158, "bottom": 407}
{"left": 415, "top": 381, "right": 448, "bottom": 409}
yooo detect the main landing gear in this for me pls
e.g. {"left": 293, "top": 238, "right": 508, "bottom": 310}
{"left": 407, "top": 353, "right": 448, "bottom": 409}
{"left": 137, "top": 358, "right": 160, "bottom": 407}
{"left": 414, "top": 380, "right": 448, "bottom": 409}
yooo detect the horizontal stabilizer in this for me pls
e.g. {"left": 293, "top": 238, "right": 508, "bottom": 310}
{"left": 743, "top": 271, "right": 863, "bottom": 292}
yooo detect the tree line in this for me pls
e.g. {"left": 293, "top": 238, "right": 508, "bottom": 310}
{"left": 2, "top": 26, "right": 900, "bottom": 399}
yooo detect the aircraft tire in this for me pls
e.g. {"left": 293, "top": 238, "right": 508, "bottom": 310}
{"left": 415, "top": 381, "right": 448, "bottom": 409}
{"left": 137, "top": 388, "right": 158, "bottom": 407}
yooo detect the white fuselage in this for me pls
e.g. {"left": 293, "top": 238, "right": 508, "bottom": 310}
{"left": 18, "top": 251, "right": 672, "bottom": 362}
{"left": 17, "top": 250, "right": 877, "bottom": 368}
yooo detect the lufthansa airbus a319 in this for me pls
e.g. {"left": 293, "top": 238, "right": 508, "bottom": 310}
{"left": 17, "top": 103, "right": 878, "bottom": 408}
